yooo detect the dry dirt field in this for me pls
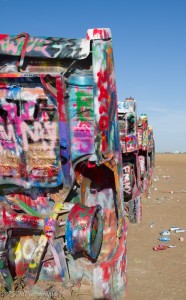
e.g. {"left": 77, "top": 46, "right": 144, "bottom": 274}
{"left": 127, "top": 154, "right": 186, "bottom": 300}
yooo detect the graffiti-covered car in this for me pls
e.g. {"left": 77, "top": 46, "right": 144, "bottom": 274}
{"left": 138, "top": 114, "right": 155, "bottom": 197}
{"left": 0, "top": 29, "right": 127, "bottom": 299}
{"left": 118, "top": 97, "right": 142, "bottom": 223}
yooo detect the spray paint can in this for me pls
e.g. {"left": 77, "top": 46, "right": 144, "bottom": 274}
{"left": 159, "top": 236, "right": 170, "bottom": 242}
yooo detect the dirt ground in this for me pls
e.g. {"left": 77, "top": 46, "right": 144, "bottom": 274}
{"left": 127, "top": 154, "right": 186, "bottom": 300}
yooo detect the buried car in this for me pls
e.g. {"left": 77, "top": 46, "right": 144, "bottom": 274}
{"left": 118, "top": 98, "right": 155, "bottom": 223}
{"left": 0, "top": 29, "right": 127, "bottom": 299}
{"left": 138, "top": 114, "right": 155, "bottom": 197}
{"left": 118, "top": 97, "right": 142, "bottom": 223}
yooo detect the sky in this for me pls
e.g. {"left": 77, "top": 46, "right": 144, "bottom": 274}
{"left": 0, "top": 0, "right": 186, "bottom": 152}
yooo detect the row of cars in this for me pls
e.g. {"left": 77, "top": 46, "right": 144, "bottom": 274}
{"left": 118, "top": 97, "right": 155, "bottom": 223}
{"left": 0, "top": 28, "right": 154, "bottom": 299}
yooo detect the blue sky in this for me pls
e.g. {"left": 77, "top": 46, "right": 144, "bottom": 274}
{"left": 1, "top": 0, "right": 186, "bottom": 152}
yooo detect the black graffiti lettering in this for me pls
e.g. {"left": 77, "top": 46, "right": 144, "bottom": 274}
{"left": 0, "top": 106, "right": 8, "bottom": 123}
{"left": 33, "top": 103, "right": 39, "bottom": 119}
{"left": 33, "top": 98, "right": 47, "bottom": 119}
{"left": 6, "top": 98, "right": 27, "bottom": 117}
{"left": 34, "top": 98, "right": 56, "bottom": 121}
